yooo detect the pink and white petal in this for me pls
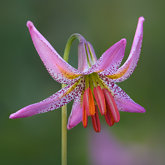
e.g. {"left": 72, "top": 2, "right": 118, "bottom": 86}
{"left": 9, "top": 78, "right": 85, "bottom": 119}
{"left": 78, "top": 42, "right": 89, "bottom": 72}
{"left": 115, "top": 97, "right": 145, "bottom": 113}
{"left": 67, "top": 98, "right": 83, "bottom": 130}
{"left": 107, "top": 17, "right": 145, "bottom": 82}
{"left": 67, "top": 80, "right": 85, "bottom": 129}
{"left": 85, "top": 39, "right": 126, "bottom": 75}
{"left": 27, "top": 21, "right": 82, "bottom": 84}
{"left": 101, "top": 76, "right": 145, "bottom": 113}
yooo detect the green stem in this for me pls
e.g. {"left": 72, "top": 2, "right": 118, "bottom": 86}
{"left": 61, "top": 33, "right": 85, "bottom": 165}
{"left": 63, "top": 33, "right": 85, "bottom": 62}
{"left": 61, "top": 87, "right": 67, "bottom": 165}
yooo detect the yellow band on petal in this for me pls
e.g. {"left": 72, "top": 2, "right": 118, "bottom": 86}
{"left": 107, "top": 62, "right": 131, "bottom": 79}
{"left": 57, "top": 63, "right": 81, "bottom": 79}
{"left": 62, "top": 78, "right": 82, "bottom": 97}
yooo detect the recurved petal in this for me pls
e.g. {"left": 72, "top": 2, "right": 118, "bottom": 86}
{"left": 67, "top": 79, "right": 85, "bottom": 129}
{"left": 107, "top": 17, "right": 145, "bottom": 82}
{"left": 27, "top": 21, "right": 82, "bottom": 84}
{"left": 86, "top": 39, "right": 126, "bottom": 75}
{"left": 115, "top": 97, "right": 145, "bottom": 113}
{"left": 87, "top": 42, "right": 97, "bottom": 63}
{"left": 101, "top": 76, "right": 145, "bottom": 113}
{"left": 9, "top": 79, "right": 84, "bottom": 119}
{"left": 67, "top": 97, "right": 83, "bottom": 130}
{"left": 78, "top": 42, "right": 89, "bottom": 72}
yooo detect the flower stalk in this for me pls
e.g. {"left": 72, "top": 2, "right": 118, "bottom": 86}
{"left": 61, "top": 95, "right": 67, "bottom": 165}
{"left": 61, "top": 34, "right": 85, "bottom": 165}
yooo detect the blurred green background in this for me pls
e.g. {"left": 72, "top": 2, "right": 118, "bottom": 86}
{"left": 1, "top": 0, "right": 165, "bottom": 164}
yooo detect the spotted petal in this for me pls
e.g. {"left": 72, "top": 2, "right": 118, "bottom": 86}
{"left": 67, "top": 78, "right": 85, "bottom": 129}
{"left": 9, "top": 79, "right": 84, "bottom": 119}
{"left": 107, "top": 17, "right": 144, "bottom": 82}
{"left": 27, "top": 21, "right": 82, "bottom": 84}
{"left": 101, "top": 76, "right": 145, "bottom": 113}
{"left": 85, "top": 39, "right": 126, "bottom": 75}
{"left": 67, "top": 96, "right": 83, "bottom": 130}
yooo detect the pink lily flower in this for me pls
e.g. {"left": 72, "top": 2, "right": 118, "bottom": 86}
{"left": 89, "top": 126, "right": 152, "bottom": 165}
{"left": 89, "top": 127, "right": 135, "bottom": 165}
{"left": 10, "top": 17, "right": 145, "bottom": 132}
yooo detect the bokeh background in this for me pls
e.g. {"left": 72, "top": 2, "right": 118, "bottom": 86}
{"left": 1, "top": 0, "right": 165, "bottom": 164}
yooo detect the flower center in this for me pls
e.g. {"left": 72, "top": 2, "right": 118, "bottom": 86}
{"left": 82, "top": 73, "right": 120, "bottom": 132}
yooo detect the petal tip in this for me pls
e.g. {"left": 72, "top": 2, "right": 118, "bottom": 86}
{"left": 139, "top": 16, "right": 145, "bottom": 23}
{"left": 67, "top": 123, "right": 75, "bottom": 130}
{"left": 139, "top": 107, "right": 146, "bottom": 113}
{"left": 26, "top": 21, "right": 34, "bottom": 29}
{"left": 67, "top": 120, "right": 79, "bottom": 130}
{"left": 67, "top": 125, "right": 71, "bottom": 130}
{"left": 121, "top": 38, "right": 127, "bottom": 46}
{"left": 134, "top": 105, "right": 146, "bottom": 113}
{"left": 9, "top": 113, "right": 16, "bottom": 119}
{"left": 136, "top": 104, "right": 146, "bottom": 113}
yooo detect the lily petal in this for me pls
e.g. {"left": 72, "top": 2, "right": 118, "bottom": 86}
{"left": 115, "top": 97, "right": 146, "bottom": 113}
{"left": 27, "top": 21, "right": 82, "bottom": 84}
{"left": 85, "top": 42, "right": 97, "bottom": 66}
{"left": 87, "top": 42, "right": 97, "bottom": 63}
{"left": 78, "top": 41, "right": 97, "bottom": 72}
{"left": 9, "top": 79, "right": 84, "bottom": 119}
{"left": 67, "top": 80, "right": 85, "bottom": 129}
{"left": 107, "top": 17, "right": 144, "bottom": 82}
{"left": 78, "top": 41, "right": 89, "bottom": 72}
{"left": 85, "top": 39, "right": 126, "bottom": 75}
{"left": 67, "top": 97, "right": 83, "bottom": 130}
{"left": 101, "top": 76, "right": 145, "bottom": 113}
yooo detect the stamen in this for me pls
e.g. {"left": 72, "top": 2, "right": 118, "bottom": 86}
{"left": 104, "top": 103, "right": 115, "bottom": 127}
{"left": 82, "top": 101, "right": 88, "bottom": 128}
{"left": 103, "top": 89, "right": 120, "bottom": 123}
{"left": 91, "top": 106, "right": 101, "bottom": 132}
{"left": 83, "top": 88, "right": 95, "bottom": 115}
{"left": 93, "top": 86, "right": 106, "bottom": 115}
